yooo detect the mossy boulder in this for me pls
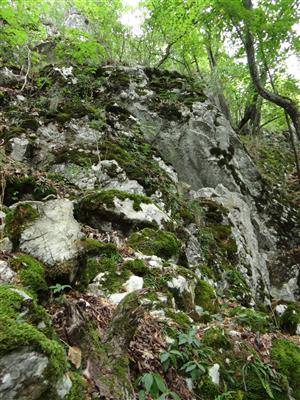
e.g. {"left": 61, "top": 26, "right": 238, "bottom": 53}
{"left": 4, "top": 175, "right": 56, "bottom": 206}
{"left": 271, "top": 339, "right": 300, "bottom": 400}
{"left": 279, "top": 303, "right": 300, "bottom": 334}
{"left": 4, "top": 203, "right": 40, "bottom": 249}
{"left": 75, "top": 189, "right": 169, "bottom": 229}
{"left": 202, "top": 327, "right": 231, "bottom": 349}
{"left": 0, "top": 284, "right": 68, "bottom": 399}
{"left": 127, "top": 228, "right": 180, "bottom": 259}
{"left": 10, "top": 253, "right": 48, "bottom": 299}
{"left": 194, "top": 280, "right": 218, "bottom": 313}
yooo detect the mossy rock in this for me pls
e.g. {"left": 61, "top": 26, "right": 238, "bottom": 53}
{"left": 0, "top": 284, "right": 67, "bottom": 383}
{"left": 230, "top": 307, "right": 273, "bottom": 333}
{"left": 54, "top": 148, "right": 98, "bottom": 167}
{"left": 279, "top": 303, "right": 300, "bottom": 334}
{"left": 4, "top": 203, "right": 40, "bottom": 249}
{"left": 194, "top": 280, "right": 218, "bottom": 313}
{"left": 81, "top": 255, "right": 130, "bottom": 293}
{"left": 127, "top": 228, "right": 180, "bottom": 259}
{"left": 10, "top": 253, "right": 48, "bottom": 299}
{"left": 80, "top": 238, "right": 118, "bottom": 257}
{"left": 75, "top": 190, "right": 156, "bottom": 229}
{"left": 165, "top": 309, "right": 192, "bottom": 330}
{"left": 67, "top": 372, "right": 88, "bottom": 400}
{"left": 4, "top": 175, "right": 57, "bottom": 206}
{"left": 225, "top": 269, "right": 252, "bottom": 305}
{"left": 123, "top": 259, "right": 148, "bottom": 276}
{"left": 203, "top": 327, "right": 232, "bottom": 349}
{"left": 271, "top": 339, "right": 300, "bottom": 400}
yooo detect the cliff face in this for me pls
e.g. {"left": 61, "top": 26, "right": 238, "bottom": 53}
{"left": 0, "top": 65, "right": 300, "bottom": 400}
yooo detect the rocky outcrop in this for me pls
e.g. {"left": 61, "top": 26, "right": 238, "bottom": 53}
{"left": 0, "top": 64, "right": 299, "bottom": 400}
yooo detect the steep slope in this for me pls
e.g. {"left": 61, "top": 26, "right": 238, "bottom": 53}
{"left": 0, "top": 65, "right": 300, "bottom": 400}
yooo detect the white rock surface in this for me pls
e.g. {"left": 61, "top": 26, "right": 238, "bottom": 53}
{"left": 19, "top": 199, "right": 83, "bottom": 266}
{"left": 0, "top": 237, "right": 13, "bottom": 253}
{"left": 275, "top": 304, "right": 288, "bottom": 316}
{"left": 192, "top": 185, "right": 275, "bottom": 299}
{"left": 112, "top": 197, "right": 170, "bottom": 228}
{"left": 0, "top": 347, "right": 49, "bottom": 400}
{"left": 109, "top": 292, "right": 128, "bottom": 305}
{"left": 122, "top": 275, "right": 144, "bottom": 292}
{"left": 208, "top": 363, "right": 220, "bottom": 386}
{"left": 167, "top": 275, "right": 189, "bottom": 293}
{"left": 10, "top": 137, "right": 29, "bottom": 162}
{"left": 0, "top": 260, "right": 16, "bottom": 284}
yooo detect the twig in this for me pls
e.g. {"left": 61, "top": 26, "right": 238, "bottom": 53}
{"left": 21, "top": 47, "right": 31, "bottom": 92}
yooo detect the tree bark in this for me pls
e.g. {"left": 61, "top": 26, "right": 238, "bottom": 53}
{"left": 206, "top": 41, "right": 232, "bottom": 124}
{"left": 243, "top": 0, "right": 300, "bottom": 140}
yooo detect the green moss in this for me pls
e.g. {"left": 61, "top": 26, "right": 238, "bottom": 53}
{"left": 225, "top": 269, "right": 252, "bottom": 305}
{"left": 230, "top": 307, "right": 273, "bottom": 333}
{"left": 123, "top": 259, "right": 148, "bottom": 276}
{"left": 195, "top": 375, "right": 220, "bottom": 399}
{"left": 4, "top": 175, "right": 56, "bottom": 206}
{"left": 10, "top": 253, "right": 48, "bottom": 298}
{"left": 279, "top": 303, "right": 300, "bottom": 334}
{"left": 80, "top": 238, "right": 118, "bottom": 257}
{"left": 203, "top": 327, "right": 231, "bottom": 349}
{"left": 4, "top": 203, "right": 39, "bottom": 248}
{"left": 0, "top": 284, "right": 67, "bottom": 382}
{"left": 271, "top": 339, "right": 300, "bottom": 400}
{"left": 82, "top": 255, "right": 130, "bottom": 293}
{"left": 127, "top": 228, "right": 180, "bottom": 259}
{"left": 54, "top": 149, "right": 97, "bottom": 167}
{"left": 67, "top": 372, "right": 88, "bottom": 400}
{"left": 194, "top": 280, "right": 218, "bottom": 313}
{"left": 80, "top": 189, "right": 152, "bottom": 212}
{"left": 165, "top": 309, "right": 191, "bottom": 330}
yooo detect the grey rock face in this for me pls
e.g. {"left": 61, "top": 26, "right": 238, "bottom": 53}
{"left": 0, "top": 260, "right": 16, "bottom": 284}
{"left": 0, "top": 347, "right": 49, "bottom": 400}
{"left": 192, "top": 185, "right": 276, "bottom": 300}
{"left": 10, "top": 137, "right": 29, "bottom": 162}
{"left": 19, "top": 199, "right": 83, "bottom": 266}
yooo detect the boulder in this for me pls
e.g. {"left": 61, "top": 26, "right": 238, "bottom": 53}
{"left": 18, "top": 199, "right": 83, "bottom": 280}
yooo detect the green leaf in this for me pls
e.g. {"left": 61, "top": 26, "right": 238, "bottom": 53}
{"left": 154, "top": 374, "right": 167, "bottom": 393}
{"left": 142, "top": 373, "right": 154, "bottom": 393}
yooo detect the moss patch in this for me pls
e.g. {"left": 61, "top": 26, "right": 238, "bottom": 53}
{"left": 80, "top": 238, "right": 118, "bottom": 257}
{"left": 4, "top": 203, "right": 39, "bottom": 248}
{"left": 194, "top": 280, "right": 218, "bottom": 313}
{"left": 123, "top": 259, "right": 148, "bottom": 276}
{"left": 202, "top": 327, "right": 231, "bottom": 349}
{"left": 10, "top": 253, "right": 48, "bottom": 298}
{"left": 279, "top": 303, "right": 300, "bottom": 334}
{"left": 271, "top": 339, "right": 300, "bottom": 400}
{"left": 127, "top": 228, "right": 180, "bottom": 259}
{"left": 0, "top": 284, "right": 67, "bottom": 383}
{"left": 4, "top": 175, "right": 57, "bottom": 206}
{"left": 67, "top": 372, "right": 88, "bottom": 400}
{"left": 230, "top": 307, "right": 273, "bottom": 333}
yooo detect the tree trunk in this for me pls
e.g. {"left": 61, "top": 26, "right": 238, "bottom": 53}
{"left": 243, "top": 0, "right": 300, "bottom": 140}
{"left": 206, "top": 41, "right": 232, "bottom": 124}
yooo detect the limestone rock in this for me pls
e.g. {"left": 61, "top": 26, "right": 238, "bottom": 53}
{"left": 19, "top": 199, "right": 83, "bottom": 270}
{"left": 208, "top": 363, "right": 220, "bottom": 386}
{"left": 10, "top": 137, "right": 29, "bottom": 162}
{"left": 192, "top": 185, "right": 276, "bottom": 300}
{"left": 0, "top": 260, "right": 16, "bottom": 284}
{"left": 0, "top": 347, "right": 49, "bottom": 400}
